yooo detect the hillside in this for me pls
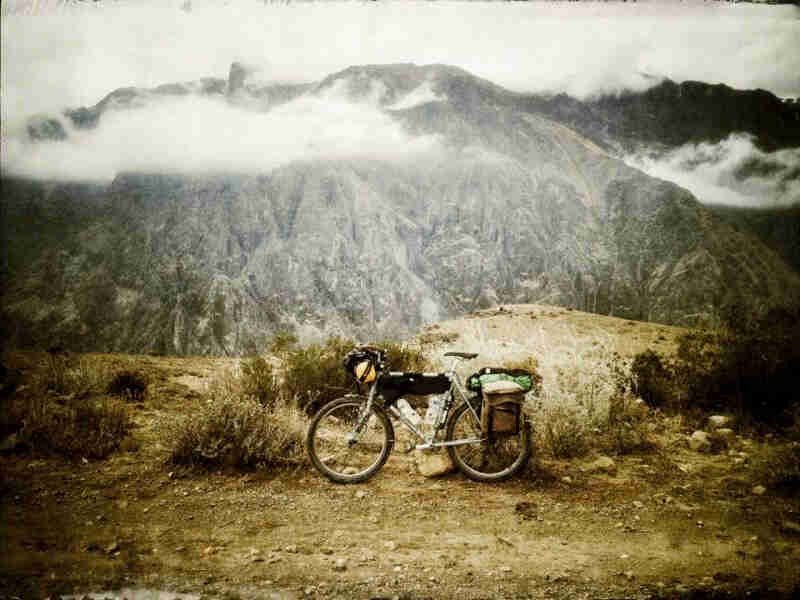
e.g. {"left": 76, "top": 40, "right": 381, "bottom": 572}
{"left": 3, "top": 64, "right": 799, "bottom": 355}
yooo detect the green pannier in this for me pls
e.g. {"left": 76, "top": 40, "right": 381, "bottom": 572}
{"left": 467, "top": 367, "right": 534, "bottom": 393}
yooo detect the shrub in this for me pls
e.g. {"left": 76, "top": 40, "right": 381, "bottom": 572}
{"left": 538, "top": 404, "right": 590, "bottom": 459}
{"left": 280, "top": 336, "right": 429, "bottom": 412}
{"left": 630, "top": 349, "right": 675, "bottom": 409}
{"left": 106, "top": 370, "right": 149, "bottom": 402}
{"left": 166, "top": 392, "right": 306, "bottom": 470}
{"left": 602, "top": 391, "right": 658, "bottom": 455}
{"left": 630, "top": 305, "right": 800, "bottom": 430}
{"left": 14, "top": 394, "right": 132, "bottom": 460}
{"left": 240, "top": 356, "right": 279, "bottom": 407}
{"left": 281, "top": 336, "right": 357, "bottom": 412}
{"left": 750, "top": 443, "right": 800, "bottom": 494}
{"left": 36, "top": 353, "right": 112, "bottom": 398}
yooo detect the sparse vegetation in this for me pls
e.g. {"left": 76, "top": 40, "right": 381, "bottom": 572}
{"left": 106, "top": 369, "right": 149, "bottom": 402}
{"left": 630, "top": 306, "right": 800, "bottom": 430}
{"left": 750, "top": 442, "right": 800, "bottom": 495}
{"left": 239, "top": 355, "right": 279, "bottom": 407}
{"left": 166, "top": 391, "right": 306, "bottom": 470}
{"left": 14, "top": 393, "right": 132, "bottom": 460}
{"left": 538, "top": 404, "right": 591, "bottom": 459}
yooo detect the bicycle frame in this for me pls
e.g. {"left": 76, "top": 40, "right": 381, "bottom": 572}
{"left": 378, "top": 356, "right": 483, "bottom": 450}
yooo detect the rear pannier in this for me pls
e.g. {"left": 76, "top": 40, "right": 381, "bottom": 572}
{"left": 481, "top": 380, "right": 525, "bottom": 435}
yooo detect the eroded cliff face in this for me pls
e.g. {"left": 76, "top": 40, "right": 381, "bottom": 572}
{"left": 2, "top": 64, "right": 798, "bottom": 354}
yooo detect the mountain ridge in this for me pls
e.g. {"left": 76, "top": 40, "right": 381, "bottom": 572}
{"left": 3, "top": 63, "right": 799, "bottom": 355}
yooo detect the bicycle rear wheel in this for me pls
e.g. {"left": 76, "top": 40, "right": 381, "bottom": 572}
{"left": 445, "top": 401, "right": 531, "bottom": 482}
{"left": 306, "top": 396, "right": 394, "bottom": 484}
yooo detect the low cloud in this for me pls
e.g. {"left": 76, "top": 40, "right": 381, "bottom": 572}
{"left": 2, "top": 93, "right": 443, "bottom": 182}
{"left": 625, "top": 134, "right": 800, "bottom": 208}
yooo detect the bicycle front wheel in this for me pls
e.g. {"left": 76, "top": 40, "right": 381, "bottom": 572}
{"left": 306, "top": 396, "right": 394, "bottom": 484}
{"left": 445, "top": 401, "right": 532, "bottom": 482}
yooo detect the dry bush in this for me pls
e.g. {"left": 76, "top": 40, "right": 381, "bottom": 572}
{"left": 166, "top": 392, "right": 306, "bottom": 470}
{"left": 106, "top": 370, "right": 149, "bottom": 402}
{"left": 631, "top": 306, "right": 800, "bottom": 431}
{"left": 239, "top": 355, "right": 279, "bottom": 407}
{"left": 749, "top": 442, "right": 800, "bottom": 495}
{"left": 35, "top": 353, "right": 113, "bottom": 397}
{"left": 12, "top": 394, "right": 132, "bottom": 460}
{"left": 277, "top": 336, "right": 429, "bottom": 412}
{"left": 537, "top": 404, "right": 591, "bottom": 459}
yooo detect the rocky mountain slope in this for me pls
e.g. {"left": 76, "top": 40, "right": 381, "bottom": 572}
{"left": 2, "top": 63, "right": 799, "bottom": 354}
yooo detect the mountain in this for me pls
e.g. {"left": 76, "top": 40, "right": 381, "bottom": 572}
{"left": 2, "top": 63, "right": 799, "bottom": 355}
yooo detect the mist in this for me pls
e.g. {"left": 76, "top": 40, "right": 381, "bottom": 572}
{"left": 2, "top": 92, "right": 444, "bottom": 181}
{"left": 625, "top": 134, "right": 800, "bottom": 208}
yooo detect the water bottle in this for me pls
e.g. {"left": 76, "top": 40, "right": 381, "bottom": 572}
{"left": 425, "top": 394, "right": 445, "bottom": 428}
{"left": 397, "top": 398, "right": 422, "bottom": 427}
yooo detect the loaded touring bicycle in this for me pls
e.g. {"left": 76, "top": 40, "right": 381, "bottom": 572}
{"left": 306, "top": 346, "right": 535, "bottom": 483}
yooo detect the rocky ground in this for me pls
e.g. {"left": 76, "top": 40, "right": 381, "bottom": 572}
{"left": 1, "top": 307, "right": 799, "bottom": 600}
{"left": 2, "top": 404, "right": 799, "bottom": 599}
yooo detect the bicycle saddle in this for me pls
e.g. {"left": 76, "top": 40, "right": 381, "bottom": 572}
{"left": 444, "top": 352, "right": 478, "bottom": 359}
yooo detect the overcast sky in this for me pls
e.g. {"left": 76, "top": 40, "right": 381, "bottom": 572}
{"left": 2, "top": 1, "right": 799, "bottom": 205}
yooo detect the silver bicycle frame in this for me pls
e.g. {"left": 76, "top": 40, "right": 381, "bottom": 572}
{"left": 383, "top": 355, "right": 484, "bottom": 449}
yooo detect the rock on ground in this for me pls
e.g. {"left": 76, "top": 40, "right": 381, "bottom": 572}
{"left": 580, "top": 456, "right": 617, "bottom": 475}
{"left": 413, "top": 449, "right": 455, "bottom": 477}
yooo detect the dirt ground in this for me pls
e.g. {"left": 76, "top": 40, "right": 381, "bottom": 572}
{"left": 2, "top": 399, "right": 799, "bottom": 599}
{"left": 1, "top": 307, "right": 799, "bottom": 600}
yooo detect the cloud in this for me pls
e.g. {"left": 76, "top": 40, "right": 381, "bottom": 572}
{"left": 625, "top": 134, "right": 800, "bottom": 208}
{"left": 2, "top": 93, "right": 443, "bottom": 181}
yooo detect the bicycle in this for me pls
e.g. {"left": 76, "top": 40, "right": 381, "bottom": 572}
{"left": 306, "top": 346, "right": 532, "bottom": 484}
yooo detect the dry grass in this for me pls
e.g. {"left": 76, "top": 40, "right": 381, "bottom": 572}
{"left": 165, "top": 391, "right": 307, "bottom": 470}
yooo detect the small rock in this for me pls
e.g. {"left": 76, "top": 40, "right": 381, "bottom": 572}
{"left": 632, "top": 501, "right": 644, "bottom": 509}
{"left": 355, "top": 490, "right": 367, "bottom": 499}
{"left": 714, "top": 428, "right": 735, "bottom": 440}
{"left": 624, "top": 570, "right": 635, "bottom": 580}
{"left": 708, "top": 415, "right": 732, "bottom": 429}
{"left": 619, "top": 554, "right": 629, "bottom": 560}
{"left": 285, "top": 544, "right": 298, "bottom": 553}
{"left": 203, "top": 546, "right": 217, "bottom": 555}
{"left": 689, "top": 431, "right": 711, "bottom": 452}
{"left": 561, "top": 476, "right": 572, "bottom": 484}
{"left": 580, "top": 456, "right": 617, "bottom": 475}
{"left": 333, "top": 558, "right": 347, "bottom": 571}
{"left": 752, "top": 485, "right": 766, "bottom": 496}
{"left": 500, "top": 566, "right": 512, "bottom": 573}
{"left": 384, "top": 541, "right": 397, "bottom": 551}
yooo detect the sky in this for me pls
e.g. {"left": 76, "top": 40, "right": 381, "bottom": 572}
{"left": 2, "top": 1, "right": 799, "bottom": 205}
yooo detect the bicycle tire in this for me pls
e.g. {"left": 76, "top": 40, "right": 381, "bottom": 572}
{"left": 306, "top": 396, "right": 394, "bottom": 484}
{"left": 445, "top": 400, "right": 532, "bottom": 482}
